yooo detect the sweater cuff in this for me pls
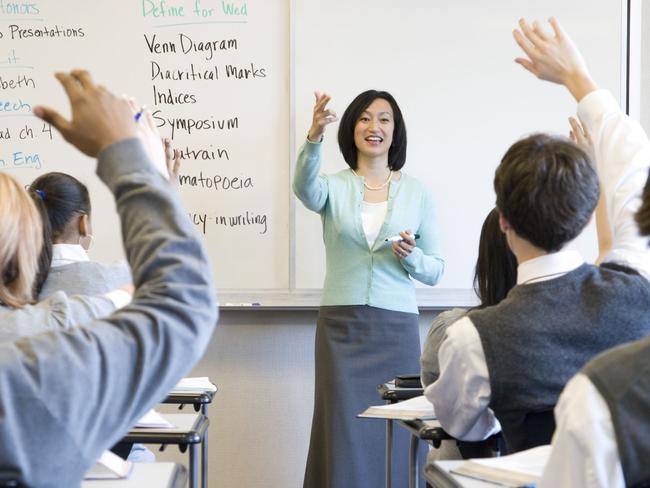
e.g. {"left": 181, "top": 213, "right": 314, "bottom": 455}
{"left": 96, "top": 138, "right": 153, "bottom": 189}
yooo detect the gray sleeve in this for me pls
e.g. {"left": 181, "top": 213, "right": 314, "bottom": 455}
{"left": 420, "top": 308, "right": 467, "bottom": 386}
{"left": 0, "top": 138, "right": 218, "bottom": 486}
{"left": 0, "top": 292, "right": 115, "bottom": 343}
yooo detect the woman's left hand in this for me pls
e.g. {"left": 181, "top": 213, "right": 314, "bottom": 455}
{"left": 392, "top": 230, "right": 416, "bottom": 260}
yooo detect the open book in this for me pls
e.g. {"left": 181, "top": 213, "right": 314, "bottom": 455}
{"left": 84, "top": 450, "right": 132, "bottom": 480}
{"left": 450, "top": 444, "right": 551, "bottom": 487}
{"left": 359, "top": 395, "right": 435, "bottom": 420}
{"left": 170, "top": 376, "right": 217, "bottom": 393}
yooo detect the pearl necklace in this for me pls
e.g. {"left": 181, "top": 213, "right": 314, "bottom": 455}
{"left": 351, "top": 168, "right": 393, "bottom": 191}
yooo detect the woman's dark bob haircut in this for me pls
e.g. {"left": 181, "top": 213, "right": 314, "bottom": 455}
{"left": 337, "top": 90, "right": 407, "bottom": 171}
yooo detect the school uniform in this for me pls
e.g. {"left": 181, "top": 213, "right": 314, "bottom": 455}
{"left": 425, "top": 89, "right": 650, "bottom": 453}
{"left": 0, "top": 138, "right": 217, "bottom": 487}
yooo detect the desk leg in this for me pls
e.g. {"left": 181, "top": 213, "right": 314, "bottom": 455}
{"left": 202, "top": 431, "right": 208, "bottom": 488}
{"left": 385, "top": 419, "right": 393, "bottom": 488}
{"left": 408, "top": 434, "right": 419, "bottom": 488}
{"left": 189, "top": 444, "right": 198, "bottom": 488}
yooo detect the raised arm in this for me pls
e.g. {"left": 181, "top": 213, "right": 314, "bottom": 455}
{"left": 293, "top": 92, "right": 338, "bottom": 213}
{"left": 0, "top": 70, "right": 217, "bottom": 486}
{"left": 514, "top": 17, "right": 650, "bottom": 277}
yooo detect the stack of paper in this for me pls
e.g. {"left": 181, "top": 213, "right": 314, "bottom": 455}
{"left": 134, "top": 409, "right": 175, "bottom": 428}
{"left": 170, "top": 376, "right": 217, "bottom": 393}
{"left": 358, "top": 395, "right": 436, "bottom": 420}
{"left": 450, "top": 445, "right": 551, "bottom": 487}
{"left": 84, "top": 450, "right": 132, "bottom": 480}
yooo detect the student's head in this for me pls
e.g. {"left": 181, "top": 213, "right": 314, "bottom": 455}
{"left": 337, "top": 90, "right": 407, "bottom": 171}
{"left": 494, "top": 133, "right": 599, "bottom": 252}
{"left": 474, "top": 208, "right": 518, "bottom": 308}
{"left": 29, "top": 172, "right": 93, "bottom": 249}
{"left": 0, "top": 173, "right": 43, "bottom": 307}
{"left": 635, "top": 174, "right": 650, "bottom": 237}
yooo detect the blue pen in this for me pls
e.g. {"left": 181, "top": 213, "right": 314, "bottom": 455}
{"left": 134, "top": 105, "right": 147, "bottom": 123}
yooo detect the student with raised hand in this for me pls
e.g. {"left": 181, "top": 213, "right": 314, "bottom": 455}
{"left": 425, "top": 17, "right": 650, "bottom": 456}
{"left": 505, "top": 17, "right": 650, "bottom": 488}
{"left": 0, "top": 69, "right": 217, "bottom": 487}
{"left": 294, "top": 90, "right": 444, "bottom": 488}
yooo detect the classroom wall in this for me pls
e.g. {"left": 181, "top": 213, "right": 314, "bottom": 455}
{"left": 156, "top": 310, "right": 439, "bottom": 488}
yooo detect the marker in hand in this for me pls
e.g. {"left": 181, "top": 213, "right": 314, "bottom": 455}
{"left": 385, "top": 233, "right": 420, "bottom": 242}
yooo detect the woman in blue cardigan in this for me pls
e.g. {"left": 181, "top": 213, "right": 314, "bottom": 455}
{"left": 294, "top": 90, "right": 445, "bottom": 488}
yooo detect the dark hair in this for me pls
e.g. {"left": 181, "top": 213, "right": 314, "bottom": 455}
{"left": 494, "top": 134, "right": 599, "bottom": 252}
{"left": 635, "top": 171, "right": 650, "bottom": 236}
{"left": 473, "top": 208, "right": 517, "bottom": 308}
{"left": 27, "top": 190, "right": 53, "bottom": 296}
{"left": 29, "top": 172, "right": 91, "bottom": 240}
{"left": 337, "top": 90, "right": 407, "bottom": 171}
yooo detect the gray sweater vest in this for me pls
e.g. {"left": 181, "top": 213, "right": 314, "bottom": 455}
{"left": 468, "top": 263, "right": 650, "bottom": 453}
{"left": 583, "top": 336, "right": 650, "bottom": 488}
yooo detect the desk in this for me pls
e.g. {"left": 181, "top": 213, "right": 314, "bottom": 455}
{"left": 82, "top": 463, "right": 187, "bottom": 488}
{"left": 399, "top": 419, "right": 452, "bottom": 488}
{"left": 424, "top": 461, "right": 497, "bottom": 488}
{"left": 122, "top": 413, "right": 208, "bottom": 488}
{"left": 163, "top": 382, "right": 216, "bottom": 487}
{"left": 377, "top": 381, "right": 424, "bottom": 488}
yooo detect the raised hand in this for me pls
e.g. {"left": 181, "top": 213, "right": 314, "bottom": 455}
{"left": 33, "top": 70, "right": 138, "bottom": 157}
{"left": 568, "top": 116, "right": 594, "bottom": 162}
{"left": 308, "top": 91, "right": 338, "bottom": 142}
{"left": 164, "top": 137, "right": 181, "bottom": 185}
{"left": 513, "top": 18, "right": 597, "bottom": 101}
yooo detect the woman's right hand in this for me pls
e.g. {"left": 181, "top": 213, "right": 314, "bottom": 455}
{"left": 308, "top": 91, "right": 338, "bottom": 142}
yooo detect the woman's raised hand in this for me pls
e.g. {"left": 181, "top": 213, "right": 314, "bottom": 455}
{"left": 308, "top": 91, "right": 338, "bottom": 142}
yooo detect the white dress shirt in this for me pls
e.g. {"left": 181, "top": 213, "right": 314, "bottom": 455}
{"left": 51, "top": 243, "right": 90, "bottom": 268}
{"left": 425, "top": 89, "right": 650, "bottom": 481}
{"left": 538, "top": 374, "right": 625, "bottom": 488}
{"left": 50, "top": 243, "right": 131, "bottom": 309}
{"left": 360, "top": 200, "right": 388, "bottom": 248}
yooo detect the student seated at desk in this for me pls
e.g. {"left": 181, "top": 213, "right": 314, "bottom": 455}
{"left": 503, "top": 16, "right": 650, "bottom": 488}
{"left": 28, "top": 171, "right": 132, "bottom": 299}
{"left": 426, "top": 17, "right": 650, "bottom": 455}
{"left": 0, "top": 69, "right": 217, "bottom": 487}
{"left": 0, "top": 185, "right": 129, "bottom": 343}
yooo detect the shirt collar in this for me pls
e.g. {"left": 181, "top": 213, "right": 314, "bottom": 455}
{"left": 51, "top": 244, "right": 90, "bottom": 268}
{"left": 517, "top": 250, "right": 585, "bottom": 285}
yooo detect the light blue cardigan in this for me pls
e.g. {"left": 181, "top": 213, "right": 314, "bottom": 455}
{"left": 293, "top": 139, "right": 444, "bottom": 314}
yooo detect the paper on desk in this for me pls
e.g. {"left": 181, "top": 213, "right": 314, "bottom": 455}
{"left": 84, "top": 450, "right": 132, "bottom": 480}
{"left": 171, "top": 376, "right": 217, "bottom": 393}
{"left": 358, "top": 395, "right": 436, "bottom": 420}
{"left": 134, "top": 409, "right": 175, "bottom": 428}
{"left": 451, "top": 445, "right": 551, "bottom": 487}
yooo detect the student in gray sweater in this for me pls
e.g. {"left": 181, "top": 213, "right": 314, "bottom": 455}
{"left": 30, "top": 171, "right": 132, "bottom": 300}
{"left": 0, "top": 69, "right": 217, "bottom": 487}
{"left": 426, "top": 17, "right": 650, "bottom": 455}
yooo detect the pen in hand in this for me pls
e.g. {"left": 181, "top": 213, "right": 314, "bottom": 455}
{"left": 385, "top": 233, "right": 420, "bottom": 242}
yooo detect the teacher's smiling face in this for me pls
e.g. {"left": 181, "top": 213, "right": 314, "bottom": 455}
{"left": 353, "top": 98, "right": 394, "bottom": 160}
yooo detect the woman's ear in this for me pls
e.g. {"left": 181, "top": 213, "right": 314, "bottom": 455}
{"left": 79, "top": 213, "right": 90, "bottom": 237}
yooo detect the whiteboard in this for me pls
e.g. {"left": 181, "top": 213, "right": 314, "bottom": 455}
{"left": 0, "top": 0, "right": 628, "bottom": 306}
{"left": 294, "top": 0, "right": 627, "bottom": 304}
{"left": 0, "top": 0, "right": 290, "bottom": 291}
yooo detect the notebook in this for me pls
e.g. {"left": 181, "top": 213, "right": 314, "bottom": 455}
{"left": 170, "top": 376, "right": 217, "bottom": 393}
{"left": 84, "top": 450, "right": 132, "bottom": 480}
{"left": 359, "top": 395, "right": 436, "bottom": 420}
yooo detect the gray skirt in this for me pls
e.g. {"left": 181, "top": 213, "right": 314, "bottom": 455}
{"left": 303, "top": 305, "right": 422, "bottom": 488}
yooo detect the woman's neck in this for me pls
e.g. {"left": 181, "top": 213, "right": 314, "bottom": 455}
{"left": 355, "top": 155, "right": 391, "bottom": 181}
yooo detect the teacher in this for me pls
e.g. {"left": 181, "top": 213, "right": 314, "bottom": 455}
{"left": 293, "top": 90, "right": 445, "bottom": 488}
